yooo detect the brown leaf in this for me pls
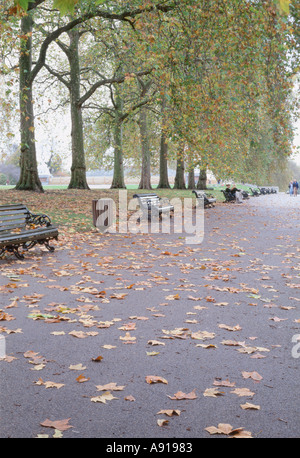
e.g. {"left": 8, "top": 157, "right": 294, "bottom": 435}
{"left": 145, "top": 375, "right": 168, "bottom": 384}
{"left": 147, "top": 340, "right": 165, "bottom": 346}
{"left": 213, "top": 379, "right": 235, "bottom": 387}
{"left": 119, "top": 332, "right": 136, "bottom": 341}
{"left": 76, "top": 374, "right": 90, "bottom": 383}
{"left": 168, "top": 389, "right": 197, "bottom": 400}
{"left": 242, "top": 371, "right": 263, "bottom": 382}
{"left": 124, "top": 395, "right": 135, "bottom": 402}
{"left": 91, "top": 392, "right": 117, "bottom": 403}
{"left": 96, "top": 383, "right": 125, "bottom": 391}
{"left": 40, "top": 418, "right": 73, "bottom": 431}
{"left": 205, "top": 423, "right": 252, "bottom": 437}
{"left": 218, "top": 323, "right": 242, "bottom": 331}
{"left": 92, "top": 355, "right": 103, "bottom": 362}
{"left": 230, "top": 387, "right": 255, "bottom": 397}
{"left": 203, "top": 387, "right": 224, "bottom": 397}
{"left": 157, "top": 419, "right": 169, "bottom": 427}
{"left": 240, "top": 402, "right": 261, "bottom": 410}
{"left": 157, "top": 409, "right": 181, "bottom": 417}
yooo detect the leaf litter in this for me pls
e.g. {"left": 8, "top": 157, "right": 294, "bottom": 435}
{"left": 0, "top": 189, "right": 299, "bottom": 437}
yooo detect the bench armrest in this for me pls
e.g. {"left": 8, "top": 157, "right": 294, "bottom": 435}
{"left": 27, "top": 212, "right": 52, "bottom": 227}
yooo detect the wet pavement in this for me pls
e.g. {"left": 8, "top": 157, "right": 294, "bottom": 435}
{"left": 0, "top": 192, "right": 299, "bottom": 440}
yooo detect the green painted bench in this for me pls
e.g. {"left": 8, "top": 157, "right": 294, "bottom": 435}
{"left": 0, "top": 204, "right": 58, "bottom": 259}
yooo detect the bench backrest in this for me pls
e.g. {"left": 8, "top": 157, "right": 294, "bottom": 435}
{"left": 133, "top": 193, "right": 160, "bottom": 208}
{"left": 0, "top": 204, "right": 29, "bottom": 234}
{"left": 192, "top": 190, "right": 206, "bottom": 198}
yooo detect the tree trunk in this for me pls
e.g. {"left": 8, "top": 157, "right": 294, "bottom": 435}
{"left": 111, "top": 101, "right": 126, "bottom": 189}
{"left": 174, "top": 144, "right": 186, "bottom": 189}
{"left": 15, "top": 13, "right": 43, "bottom": 193}
{"left": 197, "top": 166, "right": 207, "bottom": 190}
{"left": 187, "top": 168, "right": 195, "bottom": 189}
{"left": 138, "top": 106, "right": 152, "bottom": 189}
{"left": 157, "top": 96, "right": 170, "bottom": 189}
{"left": 67, "top": 28, "right": 89, "bottom": 190}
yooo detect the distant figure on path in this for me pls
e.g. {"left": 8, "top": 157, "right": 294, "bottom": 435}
{"left": 292, "top": 179, "right": 298, "bottom": 197}
{"left": 289, "top": 181, "right": 293, "bottom": 196}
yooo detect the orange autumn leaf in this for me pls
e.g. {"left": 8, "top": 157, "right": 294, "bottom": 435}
{"left": 145, "top": 375, "right": 168, "bottom": 384}
{"left": 76, "top": 374, "right": 90, "bottom": 383}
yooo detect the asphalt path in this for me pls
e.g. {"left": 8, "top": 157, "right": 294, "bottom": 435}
{"left": 0, "top": 192, "right": 299, "bottom": 443}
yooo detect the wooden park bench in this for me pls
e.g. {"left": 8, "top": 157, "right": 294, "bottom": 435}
{"left": 192, "top": 190, "right": 216, "bottom": 208}
{"left": 133, "top": 193, "right": 174, "bottom": 221}
{"left": 0, "top": 204, "right": 58, "bottom": 259}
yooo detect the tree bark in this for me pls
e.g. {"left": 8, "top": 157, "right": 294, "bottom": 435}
{"left": 187, "top": 168, "right": 195, "bottom": 189}
{"left": 157, "top": 96, "right": 170, "bottom": 189}
{"left": 111, "top": 89, "right": 126, "bottom": 189}
{"left": 197, "top": 166, "right": 207, "bottom": 190}
{"left": 67, "top": 28, "right": 89, "bottom": 189}
{"left": 15, "top": 13, "right": 43, "bottom": 192}
{"left": 138, "top": 106, "right": 152, "bottom": 189}
{"left": 174, "top": 144, "right": 186, "bottom": 189}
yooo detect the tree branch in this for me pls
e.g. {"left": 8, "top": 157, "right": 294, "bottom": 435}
{"left": 77, "top": 69, "right": 154, "bottom": 108}
{"left": 29, "top": 1, "right": 176, "bottom": 83}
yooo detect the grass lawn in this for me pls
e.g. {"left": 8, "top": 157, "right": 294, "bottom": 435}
{"left": 0, "top": 186, "right": 226, "bottom": 233}
{"left": 1, "top": 182, "right": 262, "bottom": 233}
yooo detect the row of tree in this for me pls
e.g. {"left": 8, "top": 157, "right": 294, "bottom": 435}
{"left": 0, "top": 0, "right": 299, "bottom": 192}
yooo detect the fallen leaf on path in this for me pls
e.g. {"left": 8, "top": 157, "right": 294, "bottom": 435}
{"left": 213, "top": 379, "right": 235, "bottom": 387}
{"left": 218, "top": 324, "right": 242, "bottom": 332}
{"left": 91, "top": 392, "right": 117, "bottom": 403}
{"left": 96, "top": 383, "right": 125, "bottom": 391}
{"left": 240, "top": 402, "right": 261, "bottom": 410}
{"left": 203, "top": 388, "right": 224, "bottom": 397}
{"left": 157, "top": 409, "right": 181, "bottom": 417}
{"left": 40, "top": 418, "right": 73, "bottom": 431}
{"left": 242, "top": 371, "right": 263, "bottom": 382}
{"left": 145, "top": 375, "right": 168, "bottom": 384}
{"left": 168, "top": 389, "right": 197, "bottom": 400}
{"left": 92, "top": 355, "right": 103, "bottom": 362}
{"left": 35, "top": 378, "right": 64, "bottom": 389}
{"left": 124, "top": 395, "right": 135, "bottom": 402}
{"left": 69, "top": 363, "right": 86, "bottom": 370}
{"left": 205, "top": 423, "right": 252, "bottom": 438}
{"left": 157, "top": 419, "right": 169, "bottom": 427}
{"left": 147, "top": 340, "right": 165, "bottom": 346}
{"left": 195, "top": 343, "right": 217, "bottom": 349}
{"left": 191, "top": 331, "right": 215, "bottom": 340}
{"left": 230, "top": 387, "right": 255, "bottom": 397}
{"left": 76, "top": 374, "right": 90, "bottom": 383}
{"left": 119, "top": 332, "right": 136, "bottom": 341}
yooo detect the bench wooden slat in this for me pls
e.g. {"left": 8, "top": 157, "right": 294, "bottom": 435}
{"left": 0, "top": 204, "right": 58, "bottom": 259}
{"left": 0, "top": 227, "right": 58, "bottom": 247}
{"left": 133, "top": 193, "right": 174, "bottom": 220}
{"left": 0, "top": 223, "right": 27, "bottom": 233}
{"left": 0, "top": 213, "right": 28, "bottom": 221}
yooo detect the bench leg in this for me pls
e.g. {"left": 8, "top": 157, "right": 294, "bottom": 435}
{"left": 43, "top": 240, "right": 55, "bottom": 252}
{"left": 8, "top": 246, "right": 25, "bottom": 260}
{"left": 13, "top": 248, "right": 25, "bottom": 260}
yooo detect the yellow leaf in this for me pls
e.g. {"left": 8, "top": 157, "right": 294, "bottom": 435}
{"left": 90, "top": 391, "right": 117, "bottom": 403}
{"left": 278, "top": 0, "right": 290, "bottom": 14}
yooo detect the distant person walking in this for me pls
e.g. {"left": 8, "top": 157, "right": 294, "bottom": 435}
{"left": 289, "top": 181, "right": 293, "bottom": 196}
{"left": 292, "top": 179, "right": 298, "bottom": 197}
